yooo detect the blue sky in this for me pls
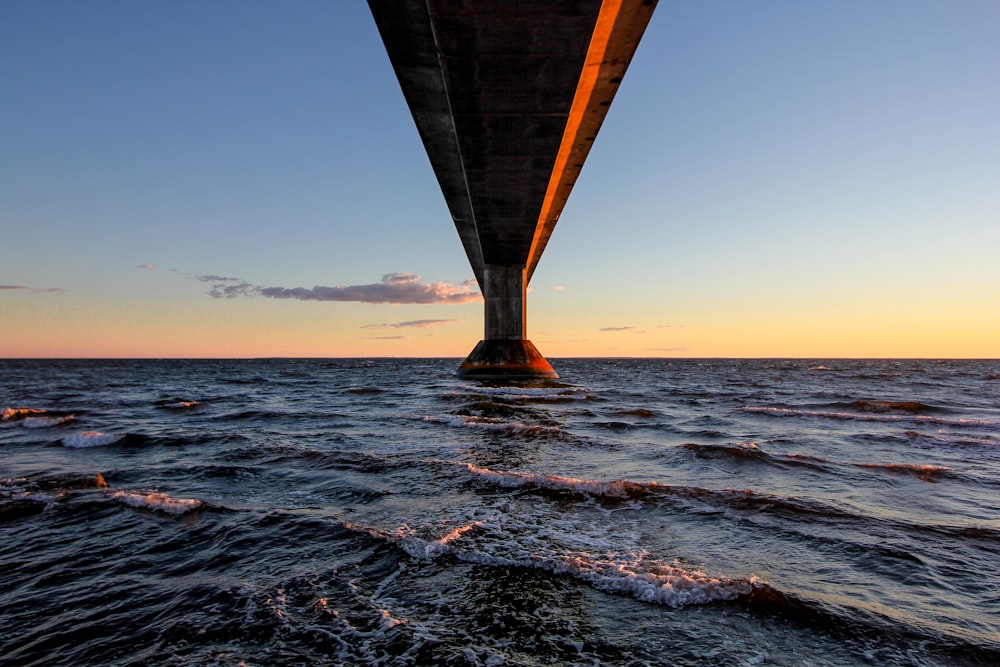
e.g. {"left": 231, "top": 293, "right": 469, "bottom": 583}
{"left": 2, "top": 1, "right": 998, "bottom": 358}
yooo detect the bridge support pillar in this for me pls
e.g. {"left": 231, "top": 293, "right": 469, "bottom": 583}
{"left": 458, "top": 265, "right": 558, "bottom": 380}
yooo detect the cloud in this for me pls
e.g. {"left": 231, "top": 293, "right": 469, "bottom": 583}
{"left": 137, "top": 264, "right": 155, "bottom": 270}
{"left": 599, "top": 326, "right": 646, "bottom": 333}
{"left": 363, "top": 335, "right": 409, "bottom": 340}
{"left": 199, "top": 272, "right": 481, "bottom": 305}
{"left": 0, "top": 284, "right": 66, "bottom": 294}
{"left": 362, "top": 319, "right": 461, "bottom": 329}
{"left": 552, "top": 285, "right": 565, "bottom": 291}
{"left": 197, "top": 274, "right": 242, "bottom": 283}
{"left": 209, "top": 281, "right": 259, "bottom": 299}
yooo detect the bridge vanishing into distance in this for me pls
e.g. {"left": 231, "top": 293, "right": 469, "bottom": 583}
{"left": 368, "top": 0, "right": 658, "bottom": 378}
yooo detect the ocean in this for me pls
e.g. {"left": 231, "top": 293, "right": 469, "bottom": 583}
{"left": 1, "top": 358, "right": 998, "bottom": 666}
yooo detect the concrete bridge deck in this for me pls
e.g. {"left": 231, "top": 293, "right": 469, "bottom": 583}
{"left": 368, "top": 1, "right": 658, "bottom": 378}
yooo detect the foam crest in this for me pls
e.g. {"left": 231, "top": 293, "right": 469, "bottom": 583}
{"left": 738, "top": 405, "right": 997, "bottom": 427}
{"left": 62, "top": 431, "right": 124, "bottom": 448}
{"left": 2, "top": 407, "right": 47, "bottom": 421}
{"left": 109, "top": 490, "right": 202, "bottom": 514}
{"left": 350, "top": 519, "right": 762, "bottom": 609}
{"left": 449, "top": 461, "right": 870, "bottom": 524}
{"left": 349, "top": 522, "right": 483, "bottom": 560}
{"left": 22, "top": 415, "right": 76, "bottom": 429}
{"left": 454, "top": 461, "right": 664, "bottom": 498}
{"left": 550, "top": 552, "right": 759, "bottom": 607}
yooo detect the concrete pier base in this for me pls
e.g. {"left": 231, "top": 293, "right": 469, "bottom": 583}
{"left": 457, "top": 339, "right": 559, "bottom": 380}
{"left": 456, "top": 264, "right": 558, "bottom": 379}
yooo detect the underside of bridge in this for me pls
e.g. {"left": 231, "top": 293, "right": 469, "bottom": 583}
{"left": 368, "top": 0, "right": 657, "bottom": 379}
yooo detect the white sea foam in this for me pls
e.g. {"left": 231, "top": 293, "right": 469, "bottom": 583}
{"left": 62, "top": 431, "right": 124, "bottom": 448}
{"left": 454, "top": 461, "right": 662, "bottom": 497}
{"left": 22, "top": 414, "right": 76, "bottom": 429}
{"left": 352, "top": 522, "right": 484, "bottom": 560}
{"left": 110, "top": 491, "right": 202, "bottom": 514}
{"left": 349, "top": 519, "right": 760, "bottom": 609}
{"left": 546, "top": 552, "right": 758, "bottom": 607}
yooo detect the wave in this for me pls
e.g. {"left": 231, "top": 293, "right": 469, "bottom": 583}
{"left": 683, "top": 442, "right": 769, "bottom": 462}
{"left": 159, "top": 399, "right": 201, "bottom": 410}
{"left": 685, "top": 442, "right": 951, "bottom": 482}
{"left": 452, "top": 461, "right": 663, "bottom": 498}
{"left": 2, "top": 407, "right": 49, "bottom": 421}
{"left": 833, "top": 400, "right": 945, "bottom": 414}
{"left": 62, "top": 431, "right": 126, "bottom": 448}
{"left": 446, "top": 384, "right": 592, "bottom": 403}
{"left": 867, "top": 429, "right": 1000, "bottom": 448}
{"left": 2, "top": 472, "right": 109, "bottom": 522}
{"left": 449, "top": 461, "right": 1000, "bottom": 550}
{"left": 447, "top": 460, "right": 882, "bottom": 525}
{"left": 421, "top": 415, "right": 561, "bottom": 436}
{"left": 61, "top": 431, "right": 150, "bottom": 449}
{"left": 297, "top": 448, "right": 395, "bottom": 473}
{"left": 610, "top": 407, "right": 657, "bottom": 418}
{"left": 109, "top": 490, "right": 203, "bottom": 515}
{"left": 22, "top": 414, "right": 77, "bottom": 429}
{"left": 347, "top": 520, "right": 767, "bottom": 609}
{"left": 7, "top": 472, "right": 108, "bottom": 492}
{"left": 857, "top": 462, "right": 952, "bottom": 482}
{"left": 738, "top": 405, "right": 997, "bottom": 428}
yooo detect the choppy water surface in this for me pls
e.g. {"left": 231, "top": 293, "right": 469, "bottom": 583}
{"left": 2, "top": 358, "right": 998, "bottom": 666}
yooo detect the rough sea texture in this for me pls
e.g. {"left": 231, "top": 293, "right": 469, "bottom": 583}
{"left": 1, "top": 358, "right": 998, "bottom": 666}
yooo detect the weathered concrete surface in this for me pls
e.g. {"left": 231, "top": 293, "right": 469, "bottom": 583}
{"left": 457, "top": 339, "right": 558, "bottom": 380}
{"left": 368, "top": 1, "right": 657, "bottom": 377}
{"left": 483, "top": 264, "right": 526, "bottom": 340}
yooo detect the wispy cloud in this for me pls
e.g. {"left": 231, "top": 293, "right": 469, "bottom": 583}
{"left": 362, "top": 319, "right": 461, "bottom": 329}
{"left": 600, "top": 326, "right": 646, "bottom": 333}
{"left": 552, "top": 285, "right": 565, "bottom": 291}
{"left": 198, "top": 275, "right": 259, "bottom": 299}
{"left": 363, "top": 335, "right": 409, "bottom": 340}
{"left": 137, "top": 264, "right": 155, "bottom": 270}
{"left": 0, "top": 284, "right": 66, "bottom": 294}
{"left": 197, "top": 272, "right": 481, "bottom": 305}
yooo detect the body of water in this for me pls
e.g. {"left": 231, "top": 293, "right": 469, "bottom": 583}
{"left": 2, "top": 358, "right": 998, "bottom": 666}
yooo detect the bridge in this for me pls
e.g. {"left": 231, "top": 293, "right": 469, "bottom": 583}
{"left": 368, "top": 1, "right": 658, "bottom": 378}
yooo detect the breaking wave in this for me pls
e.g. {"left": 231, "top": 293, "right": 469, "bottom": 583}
{"left": 2, "top": 407, "right": 49, "bottom": 421}
{"left": 347, "top": 520, "right": 767, "bottom": 609}
{"left": 22, "top": 414, "right": 76, "bottom": 429}
{"left": 109, "top": 490, "right": 203, "bottom": 515}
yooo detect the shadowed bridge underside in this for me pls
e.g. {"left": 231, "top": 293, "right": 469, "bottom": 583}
{"left": 368, "top": 0, "right": 657, "bottom": 378}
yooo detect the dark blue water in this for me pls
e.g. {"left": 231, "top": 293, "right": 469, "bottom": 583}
{"left": 2, "top": 358, "right": 998, "bottom": 666}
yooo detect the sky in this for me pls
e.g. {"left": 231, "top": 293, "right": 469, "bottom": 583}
{"left": 2, "top": 0, "right": 998, "bottom": 359}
